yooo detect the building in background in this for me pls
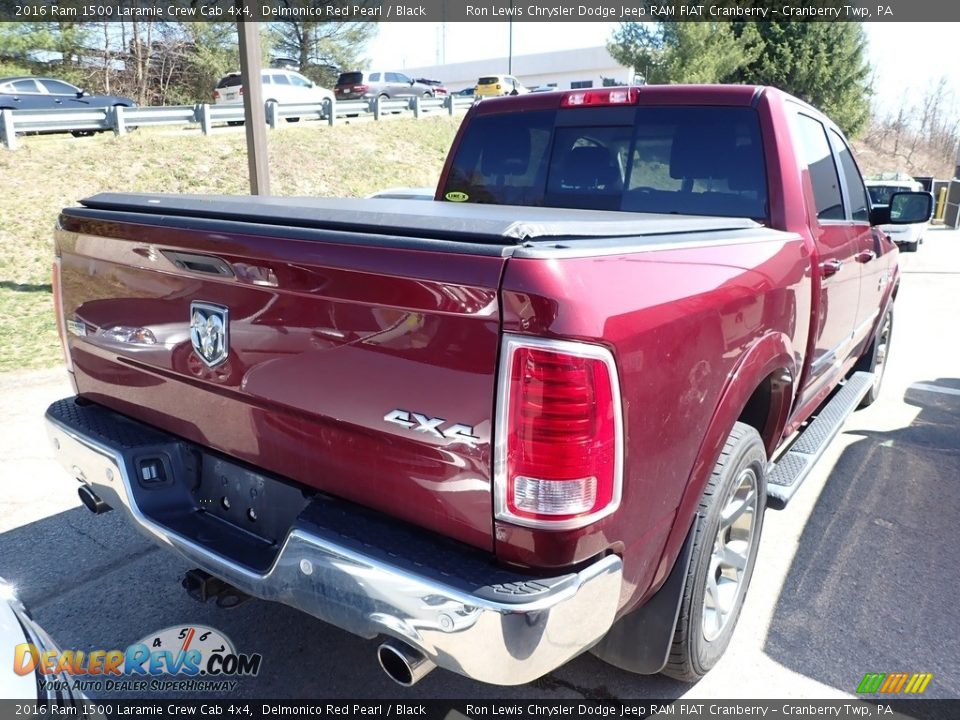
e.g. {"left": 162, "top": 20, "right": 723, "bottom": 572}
{"left": 396, "top": 46, "right": 636, "bottom": 93}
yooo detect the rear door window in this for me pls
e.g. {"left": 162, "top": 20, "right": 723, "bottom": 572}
{"left": 11, "top": 79, "right": 40, "bottom": 93}
{"left": 791, "top": 112, "right": 845, "bottom": 221}
{"left": 829, "top": 130, "right": 870, "bottom": 222}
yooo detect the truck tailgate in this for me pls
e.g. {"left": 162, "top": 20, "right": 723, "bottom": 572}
{"left": 55, "top": 202, "right": 508, "bottom": 550}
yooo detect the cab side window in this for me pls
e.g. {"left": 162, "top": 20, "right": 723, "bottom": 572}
{"left": 791, "top": 112, "right": 844, "bottom": 221}
{"left": 830, "top": 130, "right": 871, "bottom": 222}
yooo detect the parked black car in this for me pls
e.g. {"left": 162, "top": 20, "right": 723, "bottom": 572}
{"left": 0, "top": 76, "right": 136, "bottom": 137}
{"left": 0, "top": 76, "right": 136, "bottom": 110}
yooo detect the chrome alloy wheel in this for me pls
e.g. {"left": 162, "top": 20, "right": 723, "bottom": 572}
{"left": 701, "top": 467, "right": 759, "bottom": 642}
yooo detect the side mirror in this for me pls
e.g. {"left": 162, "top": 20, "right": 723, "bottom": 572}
{"left": 872, "top": 191, "right": 933, "bottom": 225}
{"left": 76, "top": 89, "right": 86, "bottom": 98}
{"left": 409, "top": 79, "right": 415, "bottom": 86}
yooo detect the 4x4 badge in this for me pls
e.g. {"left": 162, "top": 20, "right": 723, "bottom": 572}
{"left": 384, "top": 409, "right": 480, "bottom": 447}
{"left": 190, "top": 302, "right": 230, "bottom": 367}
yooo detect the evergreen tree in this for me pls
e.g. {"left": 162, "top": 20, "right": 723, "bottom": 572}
{"left": 729, "top": 22, "right": 872, "bottom": 136}
{"left": 608, "top": 20, "right": 873, "bottom": 136}
{"left": 608, "top": 22, "right": 761, "bottom": 85}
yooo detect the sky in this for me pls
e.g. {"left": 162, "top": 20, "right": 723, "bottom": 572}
{"left": 366, "top": 22, "right": 960, "bottom": 111}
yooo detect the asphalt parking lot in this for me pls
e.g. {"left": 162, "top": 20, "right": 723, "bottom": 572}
{"left": 1, "top": 230, "right": 958, "bottom": 701}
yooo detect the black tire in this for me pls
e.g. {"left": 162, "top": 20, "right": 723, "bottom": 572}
{"left": 662, "top": 422, "right": 767, "bottom": 682}
{"left": 227, "top": 120, "right": 244, "bottom": 127}
{"left": 70, "top": 130, "right": 95, "bottom": 138}
{"left": 853, "top": 305, "right": 893, "bottom": 408}
{"left": 902, "top": 240, "right": 919, "bottom": 252}
{"left": 285, "top": 117, "right": 300, "bottom": 123}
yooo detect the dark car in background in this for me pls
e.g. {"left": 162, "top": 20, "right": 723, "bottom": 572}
{"left": 0, "top": 76, "right": 136, "bottom": 137}
{"left": 334, "top": 71, "right": 439, "bottom": 101}
{"left": 0, "top": 76, "right": 134, "bottom": 112}
{"left": 415, "top": 78, "right": 448, "bottom": 96}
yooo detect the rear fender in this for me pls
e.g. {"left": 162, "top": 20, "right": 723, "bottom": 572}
{"left": 644, "top": 332, "right": 797, "bottom": 602}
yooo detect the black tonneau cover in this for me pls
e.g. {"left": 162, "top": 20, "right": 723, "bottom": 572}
{"left": 79, "top": 192, "right": 759, "bottom": 245}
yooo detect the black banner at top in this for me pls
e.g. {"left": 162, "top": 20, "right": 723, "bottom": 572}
{"left": 2, "top": 699, "right": 959, "bottom": 719}
{"left": 1, "top": 0, "right": 960, "bottom": 22}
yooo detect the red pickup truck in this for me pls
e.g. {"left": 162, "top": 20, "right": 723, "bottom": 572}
{"left": 45, "top": 85, "right": 931, "bottom": 687}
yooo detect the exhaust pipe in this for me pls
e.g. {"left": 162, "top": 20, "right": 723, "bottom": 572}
{"left": 78, "top": 485, "right": 111, "bottom": 514}
{"left": 377, "top": 639, "right": 435, "bottom": 687}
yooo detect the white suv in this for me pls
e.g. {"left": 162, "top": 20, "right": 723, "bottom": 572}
{"left": 213, "top": 69, "right": 333, "bottom": 120}
{"left": 866, "top": 177, "right": 930, "bottom": 252}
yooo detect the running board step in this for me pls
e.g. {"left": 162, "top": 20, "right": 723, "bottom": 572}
{"left": 767, "top": 371, "right": 874, "bottom": 508}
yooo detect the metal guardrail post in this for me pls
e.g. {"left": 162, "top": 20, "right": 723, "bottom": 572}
{"left": 326, "top": 98, "right": 335, "bottom": 126}
{"left": 373, "top": 96, "right": 381, "bottom": 121}
{"left": 199, "top": 104, "right": 212, "bottom": 135}
{"left": 445, "top": 95, "right": 455, "bottom": 116}
{"left": 112, "top": 105, "right": 127, "bottom": 136}
{"left": 413, "top": 96, "right": 421, "bottom": 119}
{"left": 266, "top": 101, "right": 279, "bottom": 130}
{"left": 0, "top": 109, "right": 15, "bottom": 150}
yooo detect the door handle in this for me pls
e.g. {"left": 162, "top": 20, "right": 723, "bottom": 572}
{"left": 820, "top": 259, "right": 844, "bottom": 278}
{"left": 856, "top": 250, "right": 876, "bottom": 263}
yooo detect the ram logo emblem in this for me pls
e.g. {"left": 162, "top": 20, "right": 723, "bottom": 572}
{"left": 189, "top": 301, "right": 229, "bottom": 368}
{"left": 384, "top": 409, "right": 480, "bottom": 447}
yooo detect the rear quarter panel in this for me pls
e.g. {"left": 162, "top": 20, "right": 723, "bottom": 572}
{"left": 498, "top": 232, "right": 809, "bottom": 610}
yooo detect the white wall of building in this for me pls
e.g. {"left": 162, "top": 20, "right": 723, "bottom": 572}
{"left": 395, "top": 46, "right": 636, "bottom": 92}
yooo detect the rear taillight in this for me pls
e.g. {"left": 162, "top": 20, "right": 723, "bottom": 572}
{"left": 354, "top": 84, "right": 369, "bottom": 93}
{"left": 239, "top": 87, "right": 244, "bottom": 96}
{"left": 561, "top": 87, "right": 639, "bottom": 108}
{"left": 495, "top": 336, "right": 622, "bottom": 530}
{"left": 213, "top": 89, "right": 220, "bottom": 100}
{"left": 51, "top": 258, "right": 73, "bottom": 373}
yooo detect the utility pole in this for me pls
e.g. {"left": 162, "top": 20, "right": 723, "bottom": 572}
{"left": 508, "top": 16, "right": 513, "bottom": 75}
{"left": 237, "top": 19, "right": 270, "bottom": 196}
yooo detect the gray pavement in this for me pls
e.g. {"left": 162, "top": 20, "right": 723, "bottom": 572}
{"left": 1, "top": 230, "right": 958, "bottom": 700}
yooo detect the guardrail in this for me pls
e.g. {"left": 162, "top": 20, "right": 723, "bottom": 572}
{"left": 0, "top": 95, "right": 476, "bottom": 150}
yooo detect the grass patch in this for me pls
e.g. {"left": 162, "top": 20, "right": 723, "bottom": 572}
{"left": 0, "top": 116, "right": 463, "bottom": 372}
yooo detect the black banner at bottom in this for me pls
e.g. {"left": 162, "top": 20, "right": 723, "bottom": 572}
{"left": 2, "top": 699, "right": 958, "bottom": 720}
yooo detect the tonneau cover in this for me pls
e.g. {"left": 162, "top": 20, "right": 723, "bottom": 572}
{"left": 79, "top": 192, "right": 760, "bottom": 245}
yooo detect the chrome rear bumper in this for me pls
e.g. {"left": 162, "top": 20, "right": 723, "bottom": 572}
{"left": 45, "top": 398, "right": 622, "bottom": 686}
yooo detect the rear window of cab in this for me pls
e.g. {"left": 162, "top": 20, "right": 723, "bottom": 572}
{"left": 441, "top": 106, "right": 769, "bottom": 220}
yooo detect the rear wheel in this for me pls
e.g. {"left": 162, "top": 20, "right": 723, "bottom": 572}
{"left": 902, "top": 240, "right": 919, "bottom": 252}
{"left": 854, "top": 305, "right": 893, "bottom": 408}
{"left": 662, "top": 422, "right": 766, "bottom": 682}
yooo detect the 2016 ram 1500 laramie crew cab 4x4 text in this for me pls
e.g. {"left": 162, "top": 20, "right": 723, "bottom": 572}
{"left": 45, "top": 85, "right": 932, "bottom": 687}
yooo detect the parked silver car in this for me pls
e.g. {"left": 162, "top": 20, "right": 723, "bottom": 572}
{"left": 213, "top": 69, "right": 333, "bottom": 122}
{"left": 0, "top": 578, "right": 88, "bottom": 706}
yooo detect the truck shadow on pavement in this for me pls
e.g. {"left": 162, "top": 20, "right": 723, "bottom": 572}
{"left": 1, "top": 496, "right": 689, "bottom": 700}
{"left": 763, "top": 379, "right": 960, "bottom": 698}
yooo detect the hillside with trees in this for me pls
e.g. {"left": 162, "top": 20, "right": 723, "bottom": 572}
{"left": 0, "top": 19, "right": 374, "bottom": 106}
